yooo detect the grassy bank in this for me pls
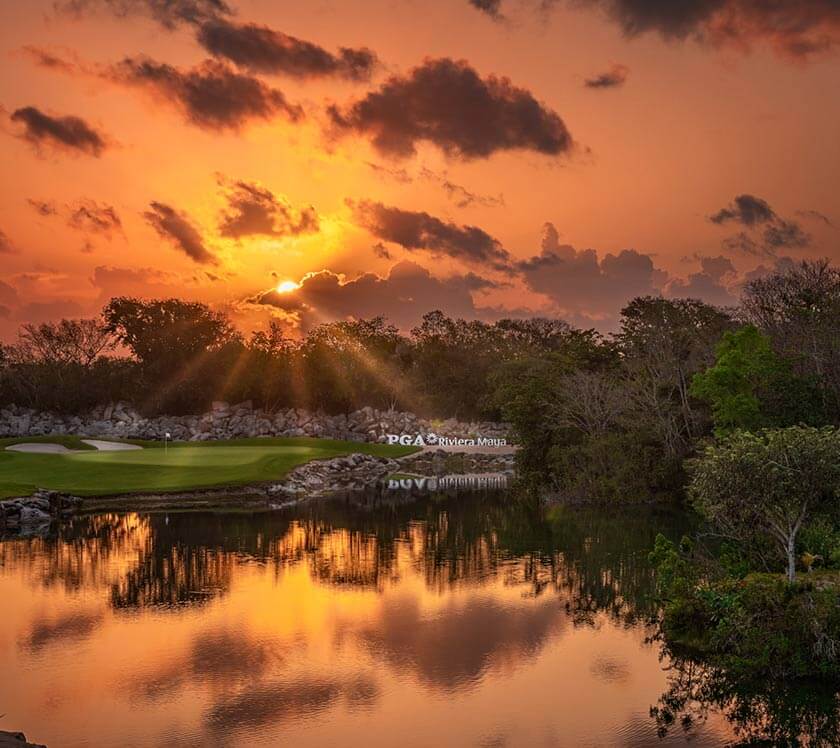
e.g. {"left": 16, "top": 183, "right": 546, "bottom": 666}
{"left": 0, "top": 436, "right": 418, "bottom": 498}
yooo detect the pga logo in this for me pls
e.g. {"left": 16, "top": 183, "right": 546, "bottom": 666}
{"left": 386, "top": 432, "right": 438, "bottom": 446}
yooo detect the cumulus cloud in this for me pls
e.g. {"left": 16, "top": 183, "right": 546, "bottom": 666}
{"left": 668, "top": 255, "right": 738, "bottom": 307}
{"left": 469, "top": 0, "right": 505, "bottom": 20}
{"left": 67, "top": 200, "right": 122, "bottom": 237}
{"left": 54, "top": 0, "right": 230, "bottom": 29}
{"left": 350, "top": 200, "right": 512, "bottom": 270}
{"left": 218, "top": 179, "right": 319, "bottom": 239}
{"left": 143, "top": 201, "right": 216, "bottom": 264}
{"left": 710, "top": 194, "right": 776, "bottom": 226}
{"left": 710, "top": 194, "right": 810, "bottom": 254}
{"left": 796, "top": 208, "right": 834, "bottom": 227}
{"left": 106, "top": 57, "right": 302, "bottom": 130}
{"left": 21, "top": 45, "right": 79, "bottom": 73}
{"left": 365, "top": 163, "right": 504, "bottom": 208}
{"left": 329, "top": 58, "right": 573, "bottom": 160}
{"left": 196, "top": 19, "right": 377, "bottom": 80}
{"left": 27, "top": 198, "right": 122, "bottom": 238}
{"left": 578, "top": 0, "right": 840, "bottom": 60}
{"left": 0, "top": 228, "right": 17, "bottom": 254}
{"left": 0, "top": 279, "right": 19, "bottom": 308}
{"left": 584, "top": 63, "right": 629, "bottom": 88}
{"left": 251, "top": 260, "right": 499, "bottom": 331}
{"left": 8, "top": 106, "right": 109, "bottom": 157}
{"left": 517, "top": 222, "right": 665, "bottom": 317}
{"left": 27, "top": 199, "right": 58, "bottom": 217}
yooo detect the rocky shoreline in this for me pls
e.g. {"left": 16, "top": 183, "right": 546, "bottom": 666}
{"left": 0, "top": 490, "right": 82, "bottom": 535}
{"left": 0, "top": 402, "right": 510, "bottom": 445}
{"left": 0, "top": 450, "right": 518, "bottom": 531}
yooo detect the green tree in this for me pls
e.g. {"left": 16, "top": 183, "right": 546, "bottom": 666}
{"left": 691, "top": 325, "right": 825, "bottom": 434}
{"left": 689, "top": 426, "right": 840, "bottom": 582}
{"left": 102, "top": 297, "right": 241, "bottom": 413}
{"left": 616, "top": 297, "right": 732, "bottom": 459}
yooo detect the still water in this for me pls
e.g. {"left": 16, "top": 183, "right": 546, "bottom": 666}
{"left": 0, "top": 488, "right": 743, "bottom": 747}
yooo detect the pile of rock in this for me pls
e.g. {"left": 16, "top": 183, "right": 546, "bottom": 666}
{"left": 269, "top": 453, "right": 402, "bottom": 497}
{"left": 0, "top": 489, "right": 82, "bottom": 534}
{"left": 399, "top": 449, "right": 517, "bottom": 476}
{"left": 0, "top": 402, "right": 510, "bottom": 445}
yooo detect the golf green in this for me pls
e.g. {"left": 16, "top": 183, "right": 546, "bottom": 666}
{"left": 0, "top": 436, "right": 418, "bottom": 498}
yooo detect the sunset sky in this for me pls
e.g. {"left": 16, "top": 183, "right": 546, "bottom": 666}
{"left": 0, "top": 0, "right": 838, "bottom": 339}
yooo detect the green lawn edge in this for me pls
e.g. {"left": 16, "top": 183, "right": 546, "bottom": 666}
{"left": 0, "top": 435, "right": 419, "bottom": 499}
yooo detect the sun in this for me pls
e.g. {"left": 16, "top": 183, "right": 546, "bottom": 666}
{"left": 276, "top": 280, "right": 300, "bottom": 294}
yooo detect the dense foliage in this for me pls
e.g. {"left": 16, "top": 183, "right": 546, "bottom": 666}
{"left": 0, "top": 261, "right": 837, "bottom": 492}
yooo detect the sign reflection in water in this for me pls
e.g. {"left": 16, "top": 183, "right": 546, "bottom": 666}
{"left": 0, "top": 488, "right": 738, "bottom": 747}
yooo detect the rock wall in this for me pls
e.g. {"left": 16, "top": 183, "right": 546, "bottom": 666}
{"left": 0, "top": 401, "right": 510, "bottom": 444}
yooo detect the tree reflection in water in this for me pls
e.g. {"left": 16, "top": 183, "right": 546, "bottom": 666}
{"left": 3, "top": 486, "right": 839, "bottom": 742}
{"left": 1, "top": 487, "right": 694, "bottom": 619}
{"left": 651, "top": 648, "right": 840, "bottom": 746}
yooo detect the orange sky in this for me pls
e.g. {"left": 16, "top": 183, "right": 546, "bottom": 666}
{"left": 0, "top": 0, "right": 838, "bottom": 338}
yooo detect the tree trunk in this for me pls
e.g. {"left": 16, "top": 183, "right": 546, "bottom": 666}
{"left": 787, "top": 535, "right": 797, "bottom": 584}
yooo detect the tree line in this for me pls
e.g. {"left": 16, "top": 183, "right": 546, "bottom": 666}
{"left": 0, "top": 259, "right": 838, "bottom": 496}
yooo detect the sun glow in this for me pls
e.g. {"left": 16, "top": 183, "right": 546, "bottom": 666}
{"left": 276, "top": 280, "right": 300, "bottom": 294}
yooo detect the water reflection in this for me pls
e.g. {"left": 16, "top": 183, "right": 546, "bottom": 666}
{"left": 0, "top": 488, "right": 764, "bottom": 746}
{"left": 651, "top": 652, "right": 840, "bottom": 746}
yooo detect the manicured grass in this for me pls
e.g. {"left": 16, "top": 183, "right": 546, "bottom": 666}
{"left": 0, "top": 436, "right": 418, "bottom": 498}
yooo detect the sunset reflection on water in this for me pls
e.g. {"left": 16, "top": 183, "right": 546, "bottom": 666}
{"left": 0, "top": 494, "right": 734, "bottom": 747}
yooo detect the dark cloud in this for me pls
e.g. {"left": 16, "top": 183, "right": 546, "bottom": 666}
{"left": 668, "top": 255, "right": 738, "bottom": 307}
{"left": 0, "top": 279, "right": 19, "bottom": 307}
{"left": 796, "top": 208, "right": 834, "bottom": 227}
{"left": 218, "top": 179, "right": 319, "bottom": 239}
{"left": 9, "top": 106, "right": 108, "bottom": 157}
{"left": 106, "top": 57, "right": 302, "bottom": 130}
{"left": 711, "top": 194, "right": 810, "bottom": 253}
{"left": 67, "top": 200, "right": 122, "bottom": 238}
{"left": 251, "top": 260, "right": 498, "bottom": 331}
{"left": 27, "top": 199, "right": 59, "bottom": 217}
{"left": 350, "top": 199, "right": 512, "bottom": 270}
{"left": 143, "top": 201, "right": 216, "bottom": 264}
{"left": 0, "top": 228, "right": 16, "bottom": 254}
{"left": 54, "top": 0, "right": 230, "bottom": 29}
{"left": 584, "top": 63, "right": 629, "bottom": 88}
{"left": 710, "top": 193, "right": 776, "bottom": 226}
{"left": 22, "top": 45, "right": 78, "bottom": 73}
{"left": 26, "top": 198, "right": 122, "bottom": 238}
{"left": 469, "top": 0, "right": 505, "bottom": 20}
{"left": 517, "top": 222, "right": 665, "bottom": 316}
{"left": 419, "top": 167, "right": 505, "bottom": 209}
{"left": 372, "top": 242, "right": 392, "bottom": 260}
{"left": 365, "top": 163, "right": 505, "bottom": 208}
{"left": 196, "top": 19, "right": 377, "bottom": 80}
{"left": 329, "top": 57, "right": 573, "bottom": 160}
{"left": 762, "top": 218, "right": 810, "bottom": 250}
{"left": 579, "top": 0, "right": 840, "bottom": 60}
{"left": 365, "top": 161, "right": 412, "bottom": 184}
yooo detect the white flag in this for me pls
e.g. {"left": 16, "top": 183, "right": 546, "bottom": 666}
{"left": 165, "top": 432, "right": 171, "bottom": 439}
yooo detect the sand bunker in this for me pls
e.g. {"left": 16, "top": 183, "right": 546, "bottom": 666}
{"left": 5, "top": 443, "right": 72, "bottom": 454}
{"left": 5, "top": 440, "right": 143, "bottom": 453}
{"left": 81, "top": 440, "right": 142, "bottom": 452}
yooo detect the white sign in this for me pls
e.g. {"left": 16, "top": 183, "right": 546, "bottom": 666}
{"left": 385, "top": 432, "right": 507, "bottom": 447}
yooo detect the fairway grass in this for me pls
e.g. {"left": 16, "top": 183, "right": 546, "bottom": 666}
{"left": 0, "top": 436, "right": 418, "bottom": 498}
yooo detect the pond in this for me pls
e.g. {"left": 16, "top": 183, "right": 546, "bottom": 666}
{"left": 0, "top": 486, "right": 822, "bottom": 746}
